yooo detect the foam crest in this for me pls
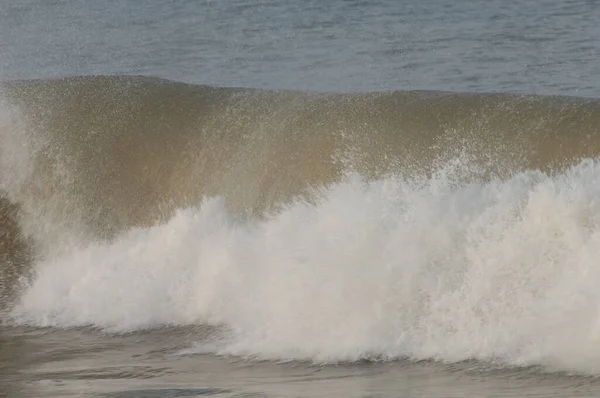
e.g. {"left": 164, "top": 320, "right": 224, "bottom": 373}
{"left": 9, "top": 159, "right": 600, "bottom": 373}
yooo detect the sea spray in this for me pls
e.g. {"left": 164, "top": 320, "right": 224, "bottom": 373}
{"left": 8, "top": 160, "right": 600, "bottom": 374}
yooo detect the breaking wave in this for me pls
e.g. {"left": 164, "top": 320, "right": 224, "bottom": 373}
{"left": 3, "top": 75, "right": 600, "bottom": 373}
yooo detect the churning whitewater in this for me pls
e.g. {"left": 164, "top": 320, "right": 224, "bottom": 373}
{"left": 3, "top": 76, "right": 600, "bottom": 374}
{"left": 11, "top": 162, "right": 600, "bottom": 374}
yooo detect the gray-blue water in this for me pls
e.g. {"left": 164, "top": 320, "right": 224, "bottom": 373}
{"left": 3, "top": 1, "right": 600, "bottom": 397}
{"left": 3, "top": 0, "right": 600, "bottom": 95}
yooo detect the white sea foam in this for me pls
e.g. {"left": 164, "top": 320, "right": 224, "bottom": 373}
{"left": 10, "top": 159, "right": 600, "bottom": 373}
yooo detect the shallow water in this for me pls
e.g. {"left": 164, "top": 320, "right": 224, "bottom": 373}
{"left": 4, "top": 326, "right": 600, "bottom": 398}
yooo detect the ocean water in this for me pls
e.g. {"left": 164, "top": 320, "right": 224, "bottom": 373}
{"left": 3, "top": 1, "right": 600, "bottom": 397}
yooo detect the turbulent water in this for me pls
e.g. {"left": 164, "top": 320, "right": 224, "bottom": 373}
{"left": 3, "top": 76, "right": 600, "bottom": 379}
{"left": 4, "top": 0, "right": 600, "bottom": 396}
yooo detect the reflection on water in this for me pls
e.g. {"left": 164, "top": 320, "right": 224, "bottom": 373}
{"left": 2, "top": 326, "right": 600, "bottom": 398}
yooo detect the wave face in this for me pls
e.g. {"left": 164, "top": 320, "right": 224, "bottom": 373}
{"left": 3, "top": 76, "right": 600, "bottom": 372}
